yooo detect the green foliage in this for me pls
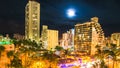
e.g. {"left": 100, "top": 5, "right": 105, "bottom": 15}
{"left": 100, "top": 61, "right": 108, "bottom": 68}
{"left": 95, "top": 44, "right": 120, "bottom": 68}
{"left": 10, "top": 56, "right": 22, "bottom": 68}
{"left": 0, "top": 45, "right": 5, "bottom": 51}
{"left": 13, "top": 39, "right": 44, "bottom": 54}
{"left": 55, "top": 45, "right": 63, "bottom": 51}
{"left": 0, "top": 45, "right": 5, "bottom": 57}
{"left": 7, "top": 51, "right": 14, "bottom": 58}
{"left": 42, "top": 50, "right": 59, "bottom": 62}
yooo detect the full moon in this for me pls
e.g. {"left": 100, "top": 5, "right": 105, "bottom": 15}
{"left": 67, "top": 9, "right": 76, "bottom": 17}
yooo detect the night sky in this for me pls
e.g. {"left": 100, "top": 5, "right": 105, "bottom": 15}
{"left": 0, "top": 0, "right": 120, "bottom": 37}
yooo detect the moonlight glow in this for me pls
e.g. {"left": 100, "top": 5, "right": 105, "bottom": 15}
{"left": 67, "top": 9, "right": 76, "bottom": 17}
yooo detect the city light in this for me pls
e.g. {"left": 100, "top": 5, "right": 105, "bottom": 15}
{"left": 0, "top": 0, "right": 120, "bottom": 68}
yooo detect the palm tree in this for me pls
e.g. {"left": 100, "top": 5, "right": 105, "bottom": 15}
{"left": 103, "top": 44, "right": 120, "bottom": 68}
{"left": 42, "top": 50, "right": 59, "bottom": 68}
{"left": 7, "top": 51, "right": 14, "bottom": 67}
{"left": 109, "top": 44, "right": 117, "bottom": 68}
{"left": 55, "top": 46, "right": 63, "bottom": 51}
{"left": 12, "top": 39, "right": 28, "bottom": 68}
{"left": 18, "top": 39, "right": 43, "bottom": 67}
{"left": 55, "top": 46, "right": 63, "bottom": 57}
{"left": 12, "top": 39, "right": 22, "bottom": 48}
{"left": 10, "top": 56, "right": 22, "bottom": 68}
{"left": 95, "top": 45, "right": 103, "bottom": 60}
{"left": 7, "top": 51, "right": 14, "bottom": 58}
{"left": 19, "top": 45, "right": 29, "bottom": 68}
{"left": 0, "top": 45, "right": 5, "bottom": 58}
{"left": 12, "top": 39, "right": 45, "bottom": 68}
{"left": 95, "top": 45, "right": 109, "bottom": 68}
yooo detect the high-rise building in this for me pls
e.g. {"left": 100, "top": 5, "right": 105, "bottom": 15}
{"left": 60, "top": 29, "right": 74, "bottom": 50}
{"left": 111, "top": 33, "right": 120, "bottom": 46}
{"left": 41, "top": 25, "right": 48, "bottom": 48}
{"left": 25, "top": 0, "right": 40, "bottom": 42}
{"left": 47, "top": 30, "right": 58, "bottom": 50}
{"left": 74, "top": 17, "right": 104, "bottom": 55}
{"left": 41, "top": 25, "right": 58, "bottom": 50}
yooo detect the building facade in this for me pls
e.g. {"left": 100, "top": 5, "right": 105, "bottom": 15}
{"left": 13, "top": 33, "right": 25, "bottom": 40}
{"left": 60, "top": 29, "right": 74, "bottom": 50}
{"left": 25, "top": 0, "right": 40, "bottom": 42}
{"left": 41, "top": 25, "right": 58, "bottom": 50}
{"left": 41, "top": 25, "right": 48, "bottom": 49}
{"left": 47, "top": 30, "right": 58, "bottom": 50}
{"left": 74, "top": 17, "right": 104, "bottom": 55}
{"left": 111, "top": 33, "right": 120, "bottom": 46}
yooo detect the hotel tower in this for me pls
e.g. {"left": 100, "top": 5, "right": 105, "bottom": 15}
{"left": 74, "top": 17, "right": 104, "bottom": 55}
{"left": 25, "top": 0, "right": 40, "bottom": 42}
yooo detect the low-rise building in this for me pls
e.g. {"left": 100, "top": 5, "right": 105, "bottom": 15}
{"left": 111, "top": 33, "right": 120, "bottom": 46}
{"left": 0, "top": 34, "right": 14, "bottom": 68}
